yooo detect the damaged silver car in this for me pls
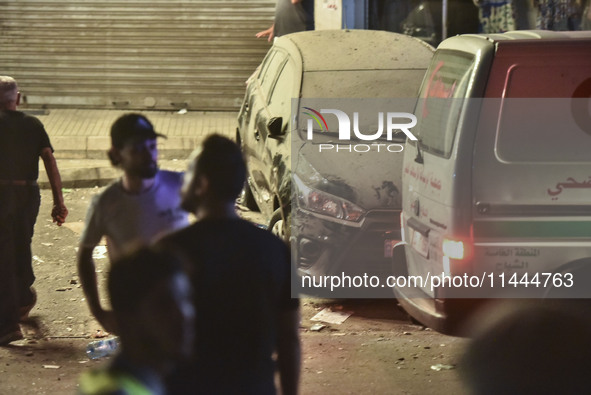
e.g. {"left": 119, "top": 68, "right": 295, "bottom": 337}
{"left": 237, "top": 30, "right": 433, "bottom": 291}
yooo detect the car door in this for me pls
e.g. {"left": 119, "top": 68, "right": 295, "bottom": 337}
{"left": 243, "top": 49, "right": 287, "bottom": 217}
{"left": 252, "top": 51, "right": 298, "bottom": 218}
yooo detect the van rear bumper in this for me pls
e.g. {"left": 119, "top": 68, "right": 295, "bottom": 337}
{"left": 392, "top": 242, "right": 482, "bottom": 336}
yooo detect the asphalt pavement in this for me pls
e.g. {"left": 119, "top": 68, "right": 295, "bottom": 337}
{"left": 31, "top": 108, "right": 237, "bottom": 188}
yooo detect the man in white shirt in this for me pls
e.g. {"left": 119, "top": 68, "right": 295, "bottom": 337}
{"left": 77, "top": 113, "right": 189, "bottom": 333}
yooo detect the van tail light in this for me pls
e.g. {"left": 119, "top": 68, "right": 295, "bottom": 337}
{"left": 442, "top": 236, "right": 473, "bottom": 276}
{"left": 442, "top": 239, "right": 466, "bottom": 260}
{"left": 442, "top": 225, "right": 474, "bottom": 261}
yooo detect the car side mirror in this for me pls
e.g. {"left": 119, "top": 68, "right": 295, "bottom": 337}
{"left": 267, "top": 117, "right": 285, "bottom": 138}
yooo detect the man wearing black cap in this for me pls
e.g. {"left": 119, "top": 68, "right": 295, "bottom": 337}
{"left": 77, "top": 113, "right": 189, "bottom": 333}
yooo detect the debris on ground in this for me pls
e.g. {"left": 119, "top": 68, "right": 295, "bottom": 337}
{"left": 92, "top": 246, "right": 108, "bottom": 260}
{"left": 311, "top": 308, "right": 352, "bottom": 325}
{"left": 91, "top": 330, "right": 109, "bottom": 339}
{"left": 430, "top": 364, "right": 455, "bottom": 371}
{"left": 310, "top": 324, "right": 326, "bottom": 332}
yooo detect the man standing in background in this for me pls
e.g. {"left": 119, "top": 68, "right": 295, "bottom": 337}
{"left": 0, "top": 75, "right": 68, "bottom": 345}
{"left": 256, "top": 0, "right": 315, "bottom": 41}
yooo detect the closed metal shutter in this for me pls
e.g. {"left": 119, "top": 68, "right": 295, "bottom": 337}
{"left": 1, "top": 0, "right": 275, "bottom": 110}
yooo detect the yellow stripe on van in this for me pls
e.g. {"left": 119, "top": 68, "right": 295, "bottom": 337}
{"left": 473, "top": 221, "right": 591, "bottom": 239}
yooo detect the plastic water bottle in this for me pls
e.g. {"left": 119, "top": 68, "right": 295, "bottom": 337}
{"left": 86, "top": 337, "right": 120, "bottom": 359}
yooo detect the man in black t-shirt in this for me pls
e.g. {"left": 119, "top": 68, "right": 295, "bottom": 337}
{"left": 256, "top": 0, "right": 315, "bottom": 41}
{"left": 0, "top": 76, "right": 68, "bottom": 345}
{"left": 158, "top": 135, "right": 300, "bottom": 395}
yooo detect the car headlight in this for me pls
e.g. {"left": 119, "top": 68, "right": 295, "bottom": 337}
{"left": 293, "top": 174, "right": 365, "bottom": 223}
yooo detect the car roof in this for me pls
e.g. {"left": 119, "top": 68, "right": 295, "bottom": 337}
{"left": 274, "top": 29, "right": 435, "bottom": 72}
{"left": 436, "top": 30, "right": 591, "bottom": 56}
{"left": 441, "top": 29, "right": 591, "bottom": 49}
{"left": 464, "top": 29, "right": 591, "bottom": 42}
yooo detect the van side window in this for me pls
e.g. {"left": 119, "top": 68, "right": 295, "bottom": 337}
{"left": 413, "top": 51, "right": 474, "bottom": 158}
{"left": 496, "top": 63, "right": 591, "bottom": 163}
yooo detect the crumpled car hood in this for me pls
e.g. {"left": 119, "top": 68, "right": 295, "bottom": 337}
{"left": 295, "top": 142, "right": 403, "bottom": 210}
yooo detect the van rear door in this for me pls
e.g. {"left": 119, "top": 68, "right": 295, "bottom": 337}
{"left": 401, "top": 39, "right": 491, "bottom": 298}
{"left": 472, "top": 39, "right": 591, "bottom": 278}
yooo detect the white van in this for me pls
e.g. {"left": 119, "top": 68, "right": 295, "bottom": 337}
{"left": 392, "top": 31, "right": 591, "bottom": 335}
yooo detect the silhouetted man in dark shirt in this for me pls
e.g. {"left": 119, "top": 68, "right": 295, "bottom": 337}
{"left": 159, "top": 135, "right": 300, "bottom": 395}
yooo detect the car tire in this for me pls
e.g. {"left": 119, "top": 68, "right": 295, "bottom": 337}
{"left": 240, "top": 182, "right": 259, "bottom": 211}
{"left": 270, "top": 207, "right": 290, "bottom": 242}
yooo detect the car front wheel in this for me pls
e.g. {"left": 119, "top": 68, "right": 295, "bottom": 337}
{"left": 269, "top": 208, "right": 290, "bottom": 242}
{"left": 240, "top": 182, "right": 259, "bottom": 211}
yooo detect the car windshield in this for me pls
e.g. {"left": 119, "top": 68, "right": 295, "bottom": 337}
{"left": 300, "top": 69, "right": 427, "bottom": 142}
{"left": 301, "top": 70, "right": 426, "bottom": 98}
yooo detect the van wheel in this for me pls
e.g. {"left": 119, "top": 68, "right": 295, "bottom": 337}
{"left": 269, "top": 208, "right": 290, "bottom": 242}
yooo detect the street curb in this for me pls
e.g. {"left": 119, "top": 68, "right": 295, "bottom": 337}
{"left": 52, "top": 136, "right": 201, "bottom": 160}
{"left": 39, "top": 166, "right": 121, "bottom": 189}
{"left": 38, "top": 160, "right": 190, "bottom": 189}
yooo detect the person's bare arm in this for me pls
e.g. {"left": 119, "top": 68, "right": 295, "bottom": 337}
{"left": 40, "top": 147, "right": 68, "bottom": 225}
{"left": 256, "top": 24, "right": 275, "bottom": 42}
{"left": 277, "top": 308, "right": 301, "bottom": 395}
{"left": 77, "top": 245, "right": 117, "bottom": 333}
